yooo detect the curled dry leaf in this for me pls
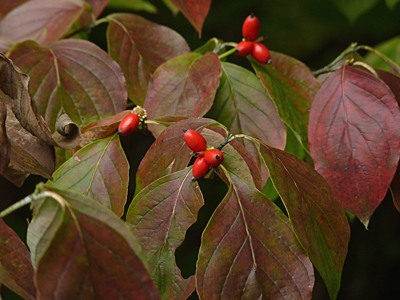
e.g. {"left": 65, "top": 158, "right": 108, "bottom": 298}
{"left": 0, "top": 101, "right": 10, "bottom": 174}
{"left": 0, "top": 53, "right": 81, "bottom": 150}
{"left": 2, "top": 97, "right": 55, "bottom": 185}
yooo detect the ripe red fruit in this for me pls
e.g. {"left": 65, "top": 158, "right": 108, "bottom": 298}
{"left": 204, "top": 149, "right": 224, "bottom": 166}
{"left": 118, "top": 113, "right": 140, "bottom": 136}
{"left": 183, "top": 129, "right": 207, "bottom": 152}
{"left": 192, "top": 156, "right": 210, "bottom": 180}
{"left": 242, "top": 14, "right": 260, "bottom": 41}
{"left": 235, "top": 41, "right": 254, "bottom": 56}
{"left": 251, "top": 43, "right": 271, "bottom": 64}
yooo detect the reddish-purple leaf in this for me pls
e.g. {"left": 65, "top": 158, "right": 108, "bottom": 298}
{"left": 169, "top": 0, "right": 211, "bottom": 36}
{"left": 0, "top": 220, "right": 36, "bottom": 300}
{"left": 259, "top": 143, "right": 350, "bottom": 299}
{"left": 144, "top": 52, "right": 221, "bottom": 135}
{"left": 309, "top": 65, "right": 400, "bottom": 227}
{"left": 9, "top": 39, "right": 127, "bottom": 131}
{"left": 127, "top": 168, "right": 203, "bottom": 300}
{"left": 51, "top": 134, "right": 129, "bottom": 217}
{"left": 196, "top": 174, "right": 314, "bottom": 300}
{"left": 0, "top": 101, "right": 10, "bottom": 174}
{"left": 85, "top": 0, "right": 109, "bottom": 17}
{"left": 106, "top": 13, "right": 190, "bottom": 106}
{"left": 375, "top": 69, "right": 400, "bottom": 212}
{"left": 0, "top": 0, "right": 28, "bottom": 20}
{"left": 252, "top": 51, "right": 321, "bottom": 151}
{"left": 0, "top": 0, "right": 86, "bottom": 48}
{"left": 28, "top": 184, "right": 161, "bottom": 300}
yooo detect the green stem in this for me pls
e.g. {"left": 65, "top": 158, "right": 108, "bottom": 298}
{"left": 0, "top": 195, "right": 36, "bottom": 219}
{"left": 313, "top": 43, "right": 361, "bottom": 76}
{"left": 218, "top": 47, "right": 237, "bottom": 60}
{"left": 145, "top": 119, "right": 175, "bottom": 127}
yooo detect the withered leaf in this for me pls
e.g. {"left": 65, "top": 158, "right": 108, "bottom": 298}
{"left": 3, "top": 97, "right": 55, "bottom": 184}
{"left": 0, "top": 100, "right": 10, "bottom": 174}
{"left": 0, "top": 53, "right": 81, "bottom": 150}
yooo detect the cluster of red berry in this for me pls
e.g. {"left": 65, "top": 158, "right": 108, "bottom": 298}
{"left": 183, "top": 129, "right": 224, "bottom": 180}
{"left": 118, "top": 113, "right": 140, "bottom": 136}
{"left": 235, "top": 14, "right": 271, "bottom": 64}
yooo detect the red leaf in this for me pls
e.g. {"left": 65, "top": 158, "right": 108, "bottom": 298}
{"left": 106, "top": 13, "right": 190, "bottom": 106}
{"left": 0, "top": 0, "right": 28, "bottom": 20}
{"left": 0, "top": 220, "right": 35, "bottom": 300}
{"left": 9, "top": 39, "right": 127, "bottom": 131}
{"left": 0, "top": 0, "right": 86, "bottom": 48}
{"left": 375, "top": 69, "right": 400, "bottom": 212}
{"left": 169, "top": 0, "right": 211, "bottom": 36}
{"left": 309, "top": 65, "right": 400, "bottom": 227}
{"left": 196, "top": 175, "right": 314, "bottom": 300}
{"left": 144, "top": 52, "right": 221, "bottom": 136}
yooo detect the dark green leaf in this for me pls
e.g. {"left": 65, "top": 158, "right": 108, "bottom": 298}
{"left": 251, "top": 51, "right": 320, "bottom": 152}
{"left": 127, "top": 168, "right": 203, "bottom": 300}
{"left": 51, "top": 134, "right": 129, "bottom": 217}
{"left": 260, "top": 144, "right": 350, "bottom": 300}
{"left": 27, "top": 184, "right": 161, "bottom": 299}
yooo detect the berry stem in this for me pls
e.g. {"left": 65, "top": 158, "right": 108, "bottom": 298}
{"left": 218, "top": 46, "right": 237, "bottom": 60}
{"left": 217, "top": 133, "right": 235, "bottom": 150}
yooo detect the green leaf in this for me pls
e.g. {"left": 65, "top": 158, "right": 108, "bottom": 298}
{"left": 196, "top": 174, "right": 314, "bottom": 299}
{"left": 27, "top": 184, "right": 161, "bottom": 299}
{"left": 107, "top": 0, "right": 158, "bottom": 13}
{"left": 259, "top": 143, "right": 350, "bottom": 300}
{"left": 385, "top": 0, "right": 400, "bottom": 9}
{"left": 364, "top": 36, "right": 400, "bottom": 74}
{"left": 0, "top": 220, "right": 36, "bottom": 300}
{"left": 193, "top": 38, "right": 223, "bottom": 55}
{"left": 330, "top": 0, "right": 379, "bottom": 23}
{"left": 106, "top": 13, "right": 190, "bottom": 106}
{"left": 9, "top": 39, "right": 127, "bottom": 131}
{"left": 144, "top": 52, "right": 222, "bottom": 137}
{"left": 161, "top": 0, "right": 180, "bottom": 15}
{"left": 51, "top": 134, "right": 129, "bottom": 217}
{"left": 251, "top": 52, "right": 320, "bottom": 152}
{"left": 127, "top": 168, "right": 203, "bottom": 300}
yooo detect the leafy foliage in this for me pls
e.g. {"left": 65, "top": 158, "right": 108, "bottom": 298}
{"left": 0, "top": 1, "right": 399, "bottom": 300}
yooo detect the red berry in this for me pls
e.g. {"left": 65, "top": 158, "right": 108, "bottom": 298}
{"left": 192, "top": 156, "right": 210, "bottom": 180}
{"left": 204, "top": 149, "right": 224, "bottom": 166}
{"left": 183, "top": 129, "right": 207, "bottom": 152}
{"left": 251, "top": 43, "right": 271, "bottom": 64}
{"left": 118, "top": 113, "right": 140, "bottom": 136}
{"left": 235, "top": 41, "right": 254, "bottom": 56}
{"left": 242, "top": 14, "right": 260, "bottom": 41}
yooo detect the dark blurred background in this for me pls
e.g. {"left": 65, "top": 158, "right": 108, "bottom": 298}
{"left": 2, "top": 0, "right": 400, "bottom": 299}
